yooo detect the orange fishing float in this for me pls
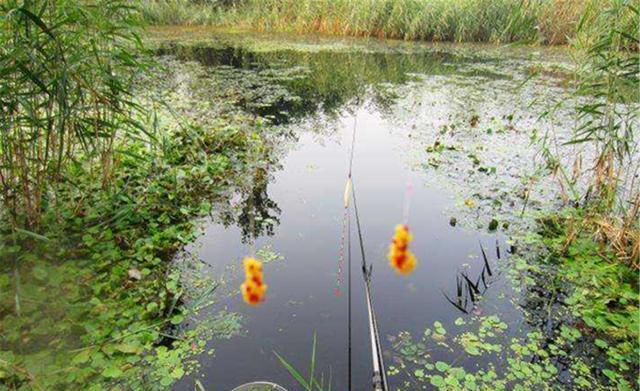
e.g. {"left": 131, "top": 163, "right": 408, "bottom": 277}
{"left": 240, "top": 257, "right": 267, "bottom": 305}
{"left": 388, "top": 224, "right": 417, "bottom": 275}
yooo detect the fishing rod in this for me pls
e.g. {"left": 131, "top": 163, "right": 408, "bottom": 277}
{"left": 351, "top": 179, "right": 388, "bottom": 391}
{"left": 341, "top": 110, "right": 388, "bottom": 391}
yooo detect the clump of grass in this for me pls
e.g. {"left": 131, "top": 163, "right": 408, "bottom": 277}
{"left": 142, "top": 0, "right": 637, "bottom": 46}
{"left": 537, "top": 0, "right": 590, "bottom": 45}
{"left": 139, "top": 0, "right": 228, "bottom": 25}
{"left": 274, "top": 332, "right": 332, "bottom": 391}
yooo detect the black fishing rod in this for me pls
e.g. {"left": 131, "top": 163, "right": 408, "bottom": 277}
{"left": 351, "top": 179, "right": 388, "bottom": 391}
{"left": 344, "top": 109, "right": 387, "bottom": 391}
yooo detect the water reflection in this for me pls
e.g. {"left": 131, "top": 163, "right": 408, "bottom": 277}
{"left": 442, "top": 242, "right": 503, "bottom": 314}
{"left": 222, "top": 167, "right": 282, "bottom": 243}
{"left": 156, "top": 34, "right": 577, "bottom": 391}
{"left": 156, "top": 41, "right": 506, "bottom": 125}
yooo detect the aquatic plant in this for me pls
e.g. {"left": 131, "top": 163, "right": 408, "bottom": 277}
{"left": 0, "top": 118, "right": 259, "bottom": 389}
{"left": 388, "top": 224, "right": 417, "bottom": 275}
{"left": 538, "top": 217, "right": 639, "bottom": 387}
{"left": 388, "top": 229, "right": 638, "bottom": 390}
{"left": 0, "top": 36, "right": 273, "bottom": 387}
{"left": 389, "top": 316, "right": 577, "bottom": 390}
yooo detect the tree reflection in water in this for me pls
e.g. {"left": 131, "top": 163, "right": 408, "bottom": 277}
{"left": 223, "top": 166, "right": 281, "bottom": 243}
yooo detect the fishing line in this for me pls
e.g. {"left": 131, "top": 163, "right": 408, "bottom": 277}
{"left": 336, "top": 113, "right": 358, "bottom": 296}
{"left": 335, "top": 113, "right": 357, "bottom": 390}
{"left": 335, "top": 207, "right": 347, "bottom": 297}
{"left": 347, "top": 197, "right": 352, "bottom": 391}
{"left": 348, "top": 114, "right": 358, "bottom": 177}
{"left": 402, "top": 177, "right": 414, "bottom": 225}
{"left": 248, "top": 186, "right": 257, "bottom": 257}
{"left": 347, "top": 114, "right": 357, "bottom": 391}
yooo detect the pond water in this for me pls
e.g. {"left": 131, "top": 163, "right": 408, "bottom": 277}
{"left": 151, "top": 30, "right": 580, "bottom": 390}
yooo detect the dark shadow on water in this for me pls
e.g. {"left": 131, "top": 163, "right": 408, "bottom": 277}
{"left": 442, "top": 241, "right": 510, "bottom": 314}
{"left": 220, "top": 167, "right": 282, "bottom": 243}
{"left": 156, "top": 41, "right": 511, "bottom": 125}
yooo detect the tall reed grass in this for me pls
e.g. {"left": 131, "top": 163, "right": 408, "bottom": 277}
{"left": 142, "top": 0, "right": 638, "bottom": 46}
{"left": 540, "top": 1, "right": 638, "bottom": 263}
{"left": 0, "top": 0, "right": 148, "bottom": 227}
{"left": 140, "top": 0, "right": 227, "bottom": 25}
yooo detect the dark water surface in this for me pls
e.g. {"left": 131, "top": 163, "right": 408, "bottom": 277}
{"left": 186, "top": 114, "right": 511, "bottom": 390}
{"left": 157, "top": 31, "right": 575, "bottom": 390}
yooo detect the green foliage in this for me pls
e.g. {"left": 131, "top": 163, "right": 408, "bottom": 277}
{"left": 391, "top": 209, "right": 638, "bottom": 390}
{"left": 0, "top": 0, "right": 148, "bottom": 226}
{"left": 0, "top": 108, "right": 261, "bottom": 389}
{"left": 274, "top": 333, "right": 332, "bottom": 391}
{"left": 541, "top": 216, "right": 639, "bottom": 386}
{"left": 142, "top": 0, "right": 637, "bottom": 47}
{"left": 233, "top": 0, "right": 540, "bottom": 43}
{"left": 390, "top": 315, "right": 624, "bottom": 390}
{"left": 140, "top": 0, "right": 227, "bottom": 26}
{"left": 572, "top": 2, "right": 638, "bottom": 209}
{"left": 538, "top": 1, "right": 638, "bottom": 217}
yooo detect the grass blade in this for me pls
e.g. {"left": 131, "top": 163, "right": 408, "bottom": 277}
{"left": 14, "top": 228, "right": 50, "bottom": 242}
{"left": 479, "top": 243, "right": 493, "bottom": 276}
{"left": 17, "top": 7, "right": 56, "bottom": 39}
{"left": 309, "top": 332, "right": 317, "bottom": 389}
{"left": 441, "top": 289, "right": 468, "bottom": 313}
{"left": 274, "top": 351, "right": 311, "bottom": 390}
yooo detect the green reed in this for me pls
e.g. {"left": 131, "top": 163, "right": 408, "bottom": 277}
{"left": 571, "top": 1, "right": 638, "bottom": 205}
{"left": 142, "top": 0, "right": 635, "bottom": 46}
{"left": 139, "top": 0, "right": 226, "bottom": 25}
{"left": 541, "top": 1, "right": 638, "bottom": 211}
{"left": 0, "top": 0, "right": 149, "bottom": 227}
{"left": 538, "top": 0, "right": 638, "bottom": 263}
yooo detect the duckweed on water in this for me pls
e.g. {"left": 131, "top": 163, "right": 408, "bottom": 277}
{"left": 390, "top": 314, "right": 622, "bottom": 390}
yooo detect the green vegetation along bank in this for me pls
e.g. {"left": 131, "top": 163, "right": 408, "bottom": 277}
{"left": 0, "top": 1, "right": 266, "bottom": 389}
{"left": 141, "top": 0, "right": 638, "bottom": 47}
{"left": 388, "top": 210, "right": 639, "bottom": 390}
